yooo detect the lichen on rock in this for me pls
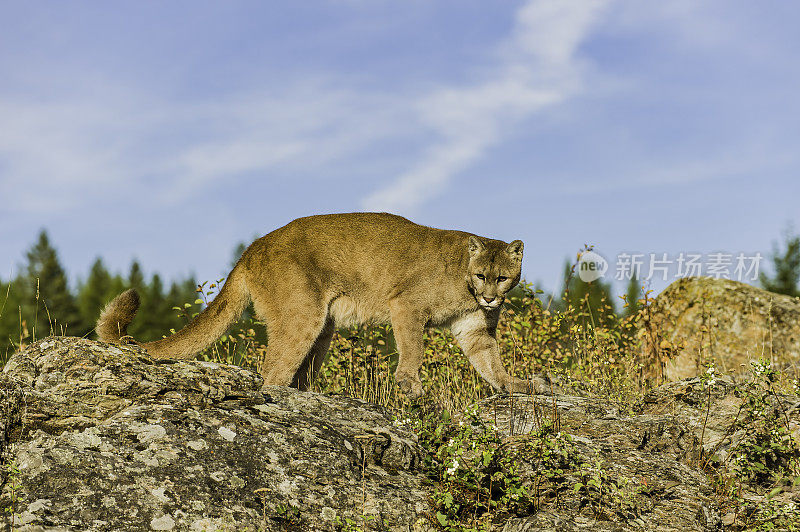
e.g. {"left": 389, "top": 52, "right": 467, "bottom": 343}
{"left": 0, "top": 338, "right": 431, "bottom": 531}
{"left": 645, "top": 277, "right": 800, "bottom": 380}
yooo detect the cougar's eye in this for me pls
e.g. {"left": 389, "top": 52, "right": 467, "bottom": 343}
{"left": 497, "top": 276, "right": 508, "bottom": 283}
{"left": 475, "top": 274, "right": 485, "bottom": 281}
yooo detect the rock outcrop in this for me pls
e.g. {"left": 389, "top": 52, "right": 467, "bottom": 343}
{"left": 475, "top": 393, "right": 719, "bottom": 531}
{"left": 1, "top": 336, "right": 798, "bottom": 531}
{"left": 0, "top": 338, "right": 430, "bottom": 531}
{"left": 644, "top": 277, "right": 800, "bottom": 380}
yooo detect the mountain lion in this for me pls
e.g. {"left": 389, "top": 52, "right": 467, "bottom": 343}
{"left": 97, "top": 213, "right": 547, "bottom": 398}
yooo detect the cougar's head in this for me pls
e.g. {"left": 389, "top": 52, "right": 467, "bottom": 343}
{"left": 466, "top": 236, "right": 524, "bottom": 311}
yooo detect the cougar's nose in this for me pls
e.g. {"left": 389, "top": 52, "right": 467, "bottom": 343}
{"left": 484, "top": 296, "right": 495, "bottom": 303}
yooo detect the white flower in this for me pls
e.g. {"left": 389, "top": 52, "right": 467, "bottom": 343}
{"left": 446, "top": 459, "right": 460, "bottom": 475}
{"left": 703, "top": 365, "right": 718, "bottom": 386}
{"left": 750, "top": 359, "right": 772, "bottom": 378}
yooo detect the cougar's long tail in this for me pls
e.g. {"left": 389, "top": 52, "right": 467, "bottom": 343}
{"left": 96, "top": 264, "right": 250, "bottom": 360}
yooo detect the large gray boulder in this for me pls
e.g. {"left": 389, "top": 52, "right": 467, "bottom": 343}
{"left": 0, "top": 338, "right": 430, "bottom": 531}
{"left": 644, "top": 277, "right": 800, "bottom": 380}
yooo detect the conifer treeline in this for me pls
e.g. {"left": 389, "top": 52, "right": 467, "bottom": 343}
{"left": 3, "top": 226, "right": 798, "bottom": 366}
{"left": 0, "top": 230, "right": 202, "bottom": 362}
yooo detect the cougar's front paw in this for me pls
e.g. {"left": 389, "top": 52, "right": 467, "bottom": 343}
{"left": 529, "top": 374, "right": 551, "bottom": 395}
{"left": 505, "top": 374, "right": 551, "bottom": 395}
{"left": 395, "top": 372, "right": 424, "bottom": 400}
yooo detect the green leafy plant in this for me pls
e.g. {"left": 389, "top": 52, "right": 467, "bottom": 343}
{"left": 3, "top": 459, "right": 21, "bottom": 529}
{"left": 273, "top": 502, "right": 302, "bottom": 525}
{"left": 413, "top": 403, "right": 585, "bottom": 530}
{"left": 701, "top": 359, "right": 800, "bottom": 530}
{"left": 729, "top": 361, "right": 799, "bottom": 489}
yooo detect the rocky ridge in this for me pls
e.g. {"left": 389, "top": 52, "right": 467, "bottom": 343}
{"left": 1, "top": 277, "right": 800, "bottom": 530}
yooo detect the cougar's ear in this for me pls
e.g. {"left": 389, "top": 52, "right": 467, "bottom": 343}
{"left": 468, "top": 236, "right": 484, "bottom": 257}
{"left": 506, "top": 240, "right": 524, "bottom": 262}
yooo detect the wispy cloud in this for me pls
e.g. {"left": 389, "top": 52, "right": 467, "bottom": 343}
{"left": 0, "top": 1, "right": 611, "bottom": 221}
{"left": 361, "top": 0, "right": 610, "bottom": 213}
{"left": 0, "top": 83, "right": 410, "bottom": 215}
{"left": 0, "top": 97, "right": 139, "bottom": 215}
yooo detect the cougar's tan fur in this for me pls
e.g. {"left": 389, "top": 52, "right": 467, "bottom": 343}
{"left": 97, "top": 213, "right": 546, "bottom": 397}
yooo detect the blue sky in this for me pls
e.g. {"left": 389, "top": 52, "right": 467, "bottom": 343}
{"left": 1, "top": 0, "right": 798, "bottom": 300}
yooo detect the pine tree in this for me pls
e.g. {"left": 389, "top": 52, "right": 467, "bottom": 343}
{"left": 77, "top": 258, "right": 113, "bottom": 337}
{"left": 127, "top": 261, "right": 148, "bottom": 339}
{"left": 108, "top": 273, "right": 127, "bottom": 302}
{"left": 24, "top": 230, "right": 81, "bottom": 337}
{"left": 760, "top": 227, "right": 800, "bottom": 297}
{"left": 624, "top": 276, "right": 641, "bottom": 317}
{"left": 164, "top": 276, "right": 199, "bottom": 333}
{"left": 0, "top": 280, "right": 8, "bottom": 325}
{"left": 0, "top": 278, "right": 17, "bottom": 362}
{"left": 136, "top": 273, "right": 168, "bottom": 342}
{"left": 128, "top": 260, "right": 146, "bottom": 294}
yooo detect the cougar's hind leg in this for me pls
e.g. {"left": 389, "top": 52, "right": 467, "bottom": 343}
{"left": 253, "top": 292, "right": 329, "bottom": 388}
{"left": 291, "top": 318, "right": 334, "bottom": 391}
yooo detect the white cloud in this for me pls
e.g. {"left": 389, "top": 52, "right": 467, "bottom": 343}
{"left": 0, "top": 98, "right": 136, "bottom": 214}
{"left": 0, "top": 1, "right": 613, "bottom": 220}
{"left": 175, "top": 140, "right": 307, "bottom": 185}
{"left": 0, "top": 83, "right": 411, "bottom": 214}
{"left": 361, "top": 0, "right": 610, "bottom": 213}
